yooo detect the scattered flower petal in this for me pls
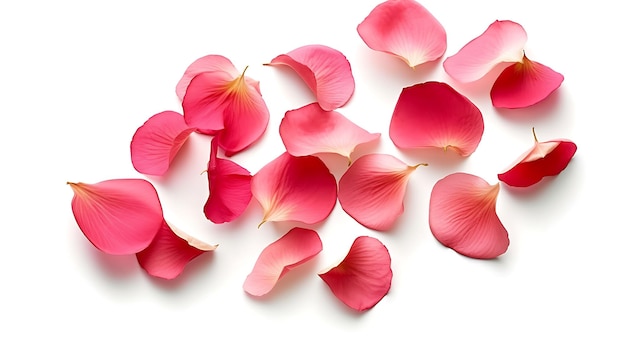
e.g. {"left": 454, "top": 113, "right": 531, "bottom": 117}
{"left": 429, "top": 173, "right": 509, "bottom": 259}
{"left": 357, "top": 0, "right": 447, "bottom": 68}
{"left": 176, "top": 54, "right": 240, "bottom": 101}
{"left": 319, "top": 236, "right": 392, "bottom": 312}
{"left": 244, "top": 227, "right": 322, "bottom": 296}
{"left": 68, "top": 179, "right": 163, "bottom": 255}
{"left": 266, "top": 44, "right": 355, "bottom": 111}
{"left": 338, "top": 154, "right": 426, "bottom": 231}
{"left": 389, "top": 81, "right": 484, "bottom": 156}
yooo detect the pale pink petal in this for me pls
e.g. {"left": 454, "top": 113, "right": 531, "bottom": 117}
{"left": 267, "top": 44, "right": 355, "bottom": 111}
{"left": 389, "top": 81, "right": 484, "bottom": 156}
{"left": 357, "top": 0, "right": 447, "bottom": 67}
{"left": 429, "top": 173, "right": 509, "bottom": 259}
{"left": 251, "top": 153, "right": 337, "bottom": 226}
{"left": 130, "top": 111, "right": 196, "bottom": 176}
{"left": 338, "top": 154, "right": 425, "bottom": 231}
{"left": 137, "top": 221, "right": 217, "bottom": 280}
{"left": 319, "top": 236, "right": 392, "bottom": 312}
{"left": 443, "top": 20, "right": 527, "bottom": 83}
{"left": 244, "top": 227, "right": 322, "bottom": 296}
{"left": 175, "top": 54, "right": 240, "bottom": 101}
{"left": 279, "top": 102, "right": 380, "bottom": 161}
{"left": 491, "top": 55, "right": 564, "bottom": 108}
{"left": 68, "top": 179, "right": 163, "bottom": 255}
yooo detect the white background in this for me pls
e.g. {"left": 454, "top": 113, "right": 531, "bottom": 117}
{"left": 1, "top": 0, "right": 623, "bottom": 349}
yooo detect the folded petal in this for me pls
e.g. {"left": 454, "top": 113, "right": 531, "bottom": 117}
{"left": 357, "top": 0, "right": 447, "bottom": 68}
{"left": 389, "top": 81, "right": 484, "bottom": 156}
{"left": 68, "top": 179, "right": 163, "bottom": 255}
{"left": 251, "top": 153, "right": 337, "bottom": 226}
{"left": 176, "top": 54, "right": 240, "bottom": 101}
{"left": 279, "top": 102, "right": 380, "bottom": 162}
{"left": 338, "top": 154, "right": 425, "bottom": 231}
{"left": 498, "top": 129, "right": 577, "bottom": 187}
{"left": 130, "top": 111, "right": 196, "bottom": 176}
{"left": 491, "top": 55, "right": 564, "bottom": 108}
{"left": 267, "top": 44, "right": 355, "bottom": 111}
{"left": 319, "top": 236, "right": 392, "bottom": 312}
{"left": 429, "top": 173, "right": 509, "bottom": 259}
{"left": 443, "top": 20, "right": 527, "bottom": 83}
{"left": 244, "top": 227, "right": 322, "bottom": 297}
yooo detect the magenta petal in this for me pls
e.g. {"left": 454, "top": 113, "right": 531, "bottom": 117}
{"left": 176, "top": 54, "right": 240, "bottom": 101}
{"left": 267, "top": 44, "right": 355, "bottom": 111}
{"left": 244, "top": 227, "right": 322, "bottom": 296}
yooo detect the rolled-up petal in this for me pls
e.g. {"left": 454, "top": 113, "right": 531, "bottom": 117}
{"left": 279, "top": 102, "right": 380, "bottom": 161}
{"left": 443, "top": 20, "right": 527, "bottom": 83}
{"left": 491, "top": 55, "right": 564, "bottom": 108}
{"left": 251, "top": 153, "right": 337, "bottom": 226}
{"left": 389, "top": 81, "right": 484, "bottom": 156}
{"left": 137, "top": 221, "right": 217, "bottom": 280}
{"left": 130, "top": 111, "right": 196, "bottom": 176}
{"left": 204, "top": 138, "right": 252, "bottom": 223}
{"left": 338, "top": 154, "right": 425, "bottom": 231}
{"left": 357, "top": 0, "right": 447, "bottom": 68}
{"left": 319, "top": 236, "right": 392, "bottom": 312}
{"left": 429, "top": 173, "right": 509, "bottom": 259}
{"left": 68, "top": 179, "right": 163, "bottom": 255}
{"left": 498, "top": 129, "right": 577, "bottom": 187}
{"left": 244, "top": 227, "right": 322, "bottom": 296}
{"left": 176, "top": 54, "right": 240, "bottom": 101}
{"left": 267, "top": 44, "right": 355, "bottom": 111}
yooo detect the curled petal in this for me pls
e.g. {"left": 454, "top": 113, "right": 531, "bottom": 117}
{"left": 176, "top": 54, "right": 240, "bottom": 101}
{"left": 267, "top": 44, "right": 355, "bottom": 111}
{"left": 491, "top": 55, "right": 564, "bottom": 108}
{"left": 68, "top": 179, "right": 163, "bottom": 255}
{"left": 338, "top": 154, "right": 425, "bottom": 231}
{"left": 137, "top": 221, "right": 217, "bottom": 280}
{"left": 130, "top": 111, "right": 196, "bottom": 176}
{"left": 279, "top": 102, "right": 380, "bottom": 161}
{"left": 319, "top": 236, "right": 392, "bottom": 312}
{"left": 357, "top": 0, "right": 447, "bottom": 67}
{"left": 244, "top": 227, "right": 322, "bottom": 296}
{"left": 443, "top": 20, "right": 527, "bottom": 83}
{"left": 389, "top": 81, "right": 484, "bottom": 156}
{"left": 429, "top": 173, "right": 509, "bottom": 259}
{"left": 251, "top": 153, "right": 337, "bottom": 225}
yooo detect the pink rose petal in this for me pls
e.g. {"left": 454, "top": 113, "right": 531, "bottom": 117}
{"left": 176, "top": 54, "right": 240, "bottom": 101}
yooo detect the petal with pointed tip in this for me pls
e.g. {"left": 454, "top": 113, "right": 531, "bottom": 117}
{"left": 175, "top": 54, "right": 240, "bottom": 101}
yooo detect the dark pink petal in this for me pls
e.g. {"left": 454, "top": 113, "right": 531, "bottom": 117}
{"left": 204, "top": 138, "right": 252, "bottom": 223}
{"left": 137, "top": 221, "right": 217, "bottom": 280}
{"left": 267, "top": 44, "right": 355, "bottom": 111}
{"left": 279, "top": 102, "right": 380, "bottom": 161}
{"left": 176, "top": 54, "right": 240, "bottom": 101}
{"left": 68, "top": 179, "right": 163, "bottom": 255}
{"left": 338, "top": 154, "right": 426, "bottom": 231}
{"left": 498, "top": 129, "right": 577, "bottom": 187}
{"left": 130, "top": 111, "right": 196, "bottom": 176}
{"left": 319, "top": 236, "right": 392, "bottom": 312}
{"left": 491, "top": 55, "right": 564, "bottom": 108}
{"left": 244, "top": 227, "right": 322, "bottom": 296}
{"left": 357, "top": 0, "right": 447, "bottom": 68}
{"left": 389, "top": 81, "right": 484, "bottom": 156}
{"left": 429, "top": 173, "right": 509, "bottom": 259}
{"left": 443, "top": 20, "right": 527, "bottom": 83}
{"left": 251, "top": 153, "right": 337, "bottom": 226}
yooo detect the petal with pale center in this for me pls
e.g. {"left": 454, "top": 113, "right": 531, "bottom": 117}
{"left": 175, "top": 54, "right": 240, "bottom": 101}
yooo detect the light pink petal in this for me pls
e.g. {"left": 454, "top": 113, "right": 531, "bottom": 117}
{"left": 244, "top": 227, "right": 322, "bottom": 296}
{"left": 251, "top": 153, "right": 337, "bottom": 226}
{"left": 68, "top": 179, "right": 163, "bottom": 255}
{"left": 175, "top": 54, "right": 240, "bottom": 101}
{"left": 204, "top": 138, "right": 253, "bottom": 223}
{"left": 319, "top": 236, "right": 392, "bottom": 312}
{"left": 429, "top": 173, "right": 509, "bottom": 259}
{"left": 137, "top": 221, "right": 217, "bottom": 280}
{"left": 338, "top": 154, "right": 425, "bottom": 231}
{"left": 443, "top": 20, "right": 527, "bottom": 83}
{"left": 267, "top": 44, "right": 355, "bottom": 111}
{"left": 491, "top": 55, "right": 564, "bottom": 108}
{"left": 279, "top": 102, "right": 380, "bottom": 161}
{"left": 357, "top": 0, "right": 447, "bottom": 67}
{"left": 130, "top": 111, "right": 196, "bottom": 176}
{"left": 389, "top": 81, "right": 484, "bottom": 157}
